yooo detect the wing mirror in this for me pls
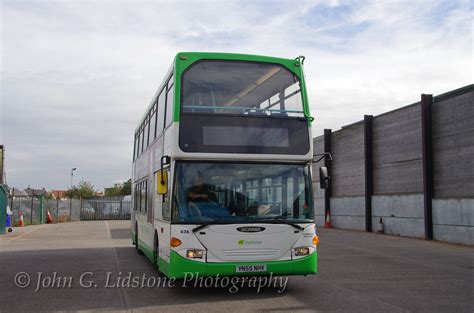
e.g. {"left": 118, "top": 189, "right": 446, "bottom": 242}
{"left": 157, "top": 156, "right": 170, "bottom": 195}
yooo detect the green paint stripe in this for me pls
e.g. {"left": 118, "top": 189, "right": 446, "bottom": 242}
{"left": 132, "top": 230, "right": 317, "bottom": 279}
{"left": 164, "top": 250, "right": 317, "bottom": 279}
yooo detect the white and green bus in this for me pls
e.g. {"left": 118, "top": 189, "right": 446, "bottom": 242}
{"left": 131, "top": 52, "right": 323, "bottom": 279}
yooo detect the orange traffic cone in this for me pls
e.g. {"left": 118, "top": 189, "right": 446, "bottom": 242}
{"left": 46, "top": 210, "right": 53, "bottom": 224}
{"left": 18, "top": 212, "right": 25, "bottom": 227}
{"left": 324, "top": 211, "right": 332, "bottom": 228}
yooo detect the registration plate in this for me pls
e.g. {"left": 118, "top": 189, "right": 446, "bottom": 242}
{"left": 235, "top": 264, "right": 267, "bottom": 273}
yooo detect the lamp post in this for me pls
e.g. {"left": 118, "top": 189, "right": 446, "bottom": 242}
{"left": 71, "top": 168, "right": 77, "bottom": 189}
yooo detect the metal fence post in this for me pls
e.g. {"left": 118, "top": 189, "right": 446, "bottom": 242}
{"left": 364, "top": 115, "right": 374, "bottom": 232}
{"left": 0, "top": 185, "right": 6, "bottom": 234}
{"left": 39, "top": 195, "right": 44, "bottom": 224}
{"left": 421, "top": 94, "right": 434, "bottom": 240}
{"left": 323, "top": 129, "right": 332, "bottom": 227}
{"left": 56, "top": 197, "right": 59, "bottom": 223}
{"left": 10, "top": 188, "right": 14, "bottom": 225}
{"left": 30, "top": 189, "right": 34, "bottom": 225}
{"left": 69, "top": 197, "right": 72, "bottom": 222}
{"left": 120, "top": 199, "right": 123, "bottom": 219}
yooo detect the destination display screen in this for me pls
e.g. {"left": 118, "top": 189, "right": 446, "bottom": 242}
{"left": 179, "top": 115, "right": 310, "bottom": 155}
{"left": 203, "top": 126, "right": 289, "bottom": 147}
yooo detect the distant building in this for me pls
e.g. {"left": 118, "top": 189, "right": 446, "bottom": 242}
{"left": 24, "top": 187, "right": 49, "bottom": 197}
{"left": 10, "top": 188, "right": 28, "bottom": 197}
{"left": 50, "top": 190, "right": 68, "bottom": 200}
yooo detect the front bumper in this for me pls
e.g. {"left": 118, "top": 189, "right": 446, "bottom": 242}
{"left": 160, "top": 250, "right": 317, "bottom": 279}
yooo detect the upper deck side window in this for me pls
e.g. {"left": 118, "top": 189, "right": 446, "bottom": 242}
{"left": 181, "top": 60, "right": 304, "bottom": 117}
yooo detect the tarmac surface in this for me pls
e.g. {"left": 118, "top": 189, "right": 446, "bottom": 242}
{"left": 0, "top": 221, "right": 472, "bottom": 313}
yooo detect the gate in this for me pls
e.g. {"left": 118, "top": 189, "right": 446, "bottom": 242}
{"left": 80, "top": 198, "right": 131, "bottom": 220}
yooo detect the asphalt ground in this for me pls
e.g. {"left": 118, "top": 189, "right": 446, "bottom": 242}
{"left": 0, "top": 221, "right": 472, "bottom": 313}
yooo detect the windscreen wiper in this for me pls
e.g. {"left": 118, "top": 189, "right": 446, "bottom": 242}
{"left": 259, "top": 219, "right": 306, "bottom": 231}
{"left": 192, "top": 223, "right": 212, "bottom": 233}
{"left": 192, "top": 219, "right": 234, "bottom": 233}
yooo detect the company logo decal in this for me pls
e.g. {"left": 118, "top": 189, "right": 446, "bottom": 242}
{"left": 236, "top": 226, "right": 265, "bottom": 233}
{"left": 238, "top": 240, "right": 263, "bottom": 246}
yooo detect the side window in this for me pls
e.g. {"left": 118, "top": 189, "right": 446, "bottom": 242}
{"left": 134, "top": 135, "right": 138, "bottom": 160}
{"left": 157, "top": 90, "right": 166, "bottom": 135}
{"left": 137, "top": 131, "right": 141, "bottom": 157}
{"left": 140, "top": 128, "right": 145, "bottom": 153}
{"left": 144, "top": 119, "right": 149, "bottom": 149}
{"left": 149, "top": 106, "right": 157, "bottom": 144}
{"left": 165, "top": 77, "right": 174, "bottom": 127}
{"left": 133, "top": 183, "right": 138, "bottom": 211}
{"left": 147, "top": 177, "right": 153, "bottom": 223}
{"left": 141, "top": 180, "right": 147, "bottom": 213}
{"left": 162, "top": 193, "right": 170, "bottom": 220}
{"left": 138, "top": 182, "right": 142, "bottom": 212}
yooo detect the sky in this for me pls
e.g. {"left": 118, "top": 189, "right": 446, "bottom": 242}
{"left": 0, "top": 0, "right": 472, "bottom": 191}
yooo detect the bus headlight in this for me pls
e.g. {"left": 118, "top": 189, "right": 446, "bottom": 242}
{"left": 186, "top": 249, "right": 204, "bottom": 259}
{"left": 294, "top": 247, "right": 310, "bottom": 256}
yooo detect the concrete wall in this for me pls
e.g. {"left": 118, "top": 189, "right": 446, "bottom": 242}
{"left": 313, "top": 84, "right": 474, "bottom": 245}
{"left": 373, "top": 104, "right": 423, "bottom": 195}
{"left": 331, "top": 196, "right": 366, "bottom": 231}
{"left": 372, "top": 194, "right": 425, "bottom": 238}
{"left": 432, "top": 89, "right": 474, "bottom": 198}
{"left": 331, "top": 123, "right": 365, "bottom": 197}
{"left": 432, "top": 198, "right": 474, "bottom": 245}
{"left": 328, "top": 123, "right": 366, "bottom": 230}
{"left": 430, "top": 88, "right": 474, "bottom": 244}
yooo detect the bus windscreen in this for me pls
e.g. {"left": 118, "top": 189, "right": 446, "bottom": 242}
{"left": 181, "top": 60, "right": 304, "bottom": 117}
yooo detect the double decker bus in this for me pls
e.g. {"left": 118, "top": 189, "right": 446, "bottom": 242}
{"left": 131, "top": 52, "right": 321, "bottom": 278}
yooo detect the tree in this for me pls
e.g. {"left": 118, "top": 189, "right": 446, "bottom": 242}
{"left": 121, "top": 179, "right": 131, "bottom": 195}
{"left": 66, "top": 180, "right": 96, "bottom": 199}
{"left": 104, "top": 179, "right": 131, "bottom": 196}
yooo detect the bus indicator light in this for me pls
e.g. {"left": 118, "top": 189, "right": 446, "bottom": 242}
{"left": 170, "top": 237, "right": 182, "bottom": 247}
{"left": 313, "top": 235, "right": 319, "bottom": 246}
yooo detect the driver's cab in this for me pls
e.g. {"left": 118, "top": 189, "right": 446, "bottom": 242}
{"left": 173, "top": 162, "right": 314, "bottom": 223}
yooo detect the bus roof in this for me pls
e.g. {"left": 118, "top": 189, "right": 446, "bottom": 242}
{"left": 134, "top": 52, "right": 306, "bottom": 134}
{"left": 174, "top": 51, "right": 301, "bottom": 67}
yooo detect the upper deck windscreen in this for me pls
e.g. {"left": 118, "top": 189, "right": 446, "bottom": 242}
{"left": 181, "top": 60, "right": 304, "bottom": 117}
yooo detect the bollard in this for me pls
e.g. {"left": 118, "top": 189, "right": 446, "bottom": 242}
{"left": 0, "top": 185, "right": 7, "bottom": 234}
